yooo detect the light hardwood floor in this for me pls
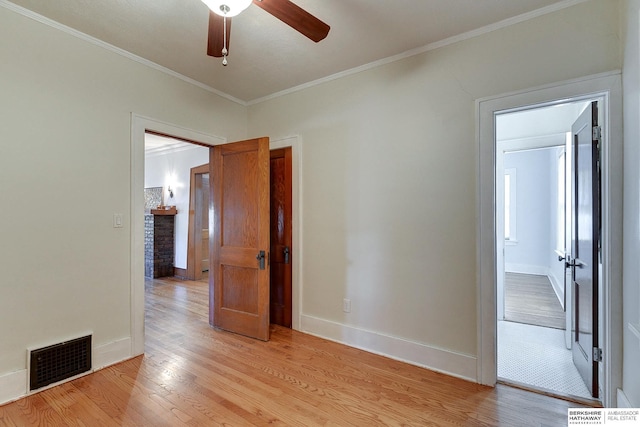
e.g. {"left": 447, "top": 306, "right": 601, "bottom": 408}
{"left": 0, "top": 276, "right": 587, "bottom": 426}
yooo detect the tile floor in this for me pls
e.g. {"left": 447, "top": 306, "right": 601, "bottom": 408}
{"left": 497, "top": 320, "right": 592, "bottom": 400}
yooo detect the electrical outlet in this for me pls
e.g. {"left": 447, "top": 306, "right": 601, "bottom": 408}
{"left": 343, "top": 298, "right": 351, "bottom": 313}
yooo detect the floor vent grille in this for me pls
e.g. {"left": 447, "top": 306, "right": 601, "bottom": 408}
{"left": 29, "top": 335, "right": 92, "bottom": 391}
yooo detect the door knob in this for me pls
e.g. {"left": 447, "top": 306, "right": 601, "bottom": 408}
{"left": 558, "top": 255, "right": 566, "bottom": 262}
{"left": 256, "top": 250, "right": 266, "bottom": 270}
{"left": 565, "top": 259, "right": 581, "bottom": 269}
{"left": 283, "top": 246, "right": 290, "bottom": 264}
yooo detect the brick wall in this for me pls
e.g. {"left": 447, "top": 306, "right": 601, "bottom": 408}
{"left": 144, "top": 214, "right": 175, "bottom": 278}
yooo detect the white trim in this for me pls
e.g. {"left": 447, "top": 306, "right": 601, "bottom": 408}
{"left": 300, "top": 315, "right": 477, "bottom": 382}
{"left": 503, "top": 167, "right": 517, "bottom": 242}
{"left": 94, "top": 337, "right": 133, "bottom": 371}
{"left": 247, "top": 0, "right": 590, "bottom": 105}
{"left": 629, "top": 323, "right": 640, "bottom": 343}
{"left": 0, "top": 369, "right": 27, "bottom": 405}
{"left": 130, "top": 114, "right": 226, "bottom": 356}
{"left": 548, "top": 270, "right": 564, "bottom": 307}
{"left": 617, "top": 388, "right": 633, "bottom": 408}
{"left": 476, "top": 71, "right": 623, "bottom": 407}
{"left": 0, "top": 0, "right": 246, "bottom": 106}
{"left": 145, "top": 142, "right": 203, "bottom": 158}
{"left": 498, "top": 133, "right": 568, "bottom": 149}
{"left": 269, "top": 135, "right": 303, "bottom": 331}
{"left": 504, "top": 264, "right": 549, "bottom": 276}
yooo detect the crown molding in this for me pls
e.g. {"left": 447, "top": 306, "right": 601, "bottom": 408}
{"left": 247, "top": 0, "right": 590, "bottom": 106}
{"left": 0, "top": 0, "right": 247, "bottom": 106}
{"left": 2, "top": 0, "right": 590, "bottom": 107}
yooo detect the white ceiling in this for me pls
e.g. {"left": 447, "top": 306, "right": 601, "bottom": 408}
{"left": 145, "top": 133, "right": 197, "bottom": 155}
{"left": 7, "top": 0, "right": 576, "bottom": 103}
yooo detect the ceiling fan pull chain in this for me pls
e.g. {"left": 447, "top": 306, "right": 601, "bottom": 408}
{"left": 221, "top": 5, "right": 229, "bottom": 66}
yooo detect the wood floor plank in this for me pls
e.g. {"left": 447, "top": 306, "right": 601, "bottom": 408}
{"left": 0, "top": 276, "right": 588, "bottom": 426}
{"left": 504, "top": 272, "right": 566, "bottom": 329}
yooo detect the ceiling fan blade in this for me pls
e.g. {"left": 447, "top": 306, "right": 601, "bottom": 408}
{"left": 207, "top": 11, "right": 232, "bottom": 57}
{"left": 253, "top": 0, "right": 330, "bottom": 42}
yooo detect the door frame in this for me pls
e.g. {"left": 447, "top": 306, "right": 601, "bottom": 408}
{"left": 130, "top": 114, "right": 302, "bottom": 351}
{"left": 476, "top": 71, "right": 622, "bottom": 407}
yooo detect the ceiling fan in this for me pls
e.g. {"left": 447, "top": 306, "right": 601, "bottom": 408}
{"left": 201, "top": 0, "right": 330, "bottom": 65}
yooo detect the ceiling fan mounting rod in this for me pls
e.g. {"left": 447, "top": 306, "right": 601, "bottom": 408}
{"left": 221, "top": 5, "right": 229, "bottom": 65}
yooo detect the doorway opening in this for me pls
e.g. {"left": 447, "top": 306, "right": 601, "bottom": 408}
{"left": 495, "top": 101, "right": 597, "bottom": 401}
{"left": 476, "top": 72, "right": 623, "bottom": 408}
{"left": 139, "top": 129, "right": 299, "bottom": 349}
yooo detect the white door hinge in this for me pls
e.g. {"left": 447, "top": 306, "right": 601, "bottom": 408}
{"left": 593, "top": 347, "right": 603, "bottom": 362}
{"left": 592, "top": 126, "right": 602, "bottom": 141}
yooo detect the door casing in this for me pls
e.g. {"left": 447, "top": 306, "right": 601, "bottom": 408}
{"left": 130, "top": 115, "right": 302, "bottom": 355}
{"left": 476, "top": 72, "right": 623, "bottom": 407}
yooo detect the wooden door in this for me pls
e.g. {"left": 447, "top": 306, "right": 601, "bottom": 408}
{"left": 570, "top": 101, "right": 600, "bottom": 398}
{"left": 200, "top": 173, "right": 210, "bottom": 275}
{"left": 188, "top": 163, "right": 209, "bottom": 281}
{"left": 269, "top": 148, "right": 292, "bottom": 328}
{"left": 210, "top": 137, "right": 270, "bottom": 341}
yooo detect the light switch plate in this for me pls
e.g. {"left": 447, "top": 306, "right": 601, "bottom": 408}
{"left": 113, "top": 213, "right": 123, "bottom": 228}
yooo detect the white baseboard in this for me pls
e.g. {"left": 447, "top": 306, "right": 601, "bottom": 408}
{"left": 0, "top": 369, "right": 27, "bottom": 405}
{"left": 617, "top": 388, "right": 633, "bottom": 408}
{"left": 300, "top": 315, "right": 477, "bottom": 382}
{"left": 504, "top": 263, "right": 548, "bottom": 276}
{"left": 94, "top": 337, "right": 132, "bottom": 370}
{"left": 547, "top": 271, "right": 565, "bottom": 309}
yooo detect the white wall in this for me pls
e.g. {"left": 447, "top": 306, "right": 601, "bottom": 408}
{"left": 0, "top": 4, "right": 246, "bottom": 403}
{"left": 145, "top": 145, "right": 209, "bottom": 269}
{"left": 503, "top": 149, "right": 553, "bottom": 274}
{"left": 621, "top": 0, "right": 640, "bottom": 408}
{"left": 0, "top": 0, "right": 628, "bottom": 404}
{"left": 247, "top": 0, "right": 621, "bottom": 379}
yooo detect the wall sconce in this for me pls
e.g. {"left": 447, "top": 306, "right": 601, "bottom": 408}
{"left": 166, "top": 172, "right": 177, "bottom": 201}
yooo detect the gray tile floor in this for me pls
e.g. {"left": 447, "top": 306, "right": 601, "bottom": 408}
{"left": 497, "top": 320, "right": 592, "bottom": 400}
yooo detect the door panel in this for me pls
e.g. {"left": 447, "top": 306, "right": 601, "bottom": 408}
{"left": 201, "top": 174, "right": 210, "bottom": 274}
{"left": 571, "top": 101, "right": 599, "bottom": 398}
{"left": 210, "top": 137, "right": 270, "bottom": 341}
{"left": 269, "top": 148, "right": 293, "bottom": 328}
{"left": 188, "top": 164, "right": 209, "bottom": 280}
{"left": 221, "top": 266, "right": 258, "bottom": 312}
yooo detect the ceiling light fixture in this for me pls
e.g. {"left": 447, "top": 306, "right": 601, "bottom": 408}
{"left": 201, "top": 0, "right": 252, "bottom": 65}
{"left": 202, "top": 0, "right": 252, "bottom": 17}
